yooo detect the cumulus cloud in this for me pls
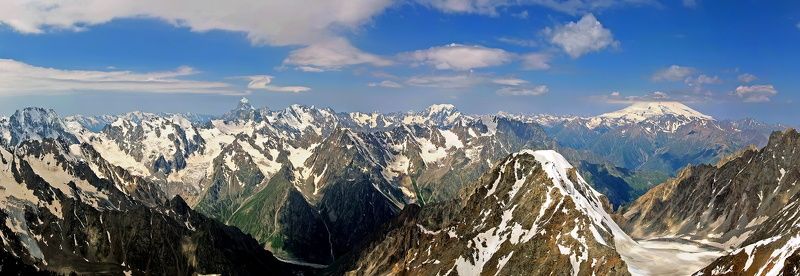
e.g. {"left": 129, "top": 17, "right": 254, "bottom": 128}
{"left": 0, "top": 0, "right": 392, "bottom": 46}
{"left": 0, "top": 0, "right": 395, "bottom": 72}
{"left": 0, "top": 59, "right": 238, "bottom": 95}
{"left": 368, "top": 80, "right": 403, "bottom": 88}
{"left": 651, "top": 65, "right": 696, "bottom": 82}
{"left": 737, "top": 73, "right": 757, "bottom": 83}
{"left": 547, "top": 14, "right": 618, "bottom": 58}
{"left": 246, "top": 75, "right": 310, "bottom": 93}
{"left": 496, "top": 85, "right": 548, "bottom": 96}
{"left": 283, "top": 38, "right": 393, "bottom": 72}
{"left": 402, "top": 43, "right": 512, "bottom": 71}
{"left": 521, "top": 53, "right": 551, "bottom": 70}
{"left": 733, "top": 85, "right": 777, "bottom": 102}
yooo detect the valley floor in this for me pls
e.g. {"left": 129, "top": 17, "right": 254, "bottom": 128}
{"left": 617, "top": 238, "right": 723, "bottom": 276}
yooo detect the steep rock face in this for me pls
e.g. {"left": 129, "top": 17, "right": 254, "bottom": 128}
{"left": 619, "top": 129, "right": 800, "bottom": 249}
{"left": 340, "top": 150, "right": 632, "bottom": 276}
{"left": 615, "top": 129, "right": 800, "bottom": 275}
{"left": 4, "top": 107, "right": 78, "bottom": 147}
{"left": 185, "top": 103, "right": 559, "bottom": 265}
{"left": 696, "top": 195, "right": 800, "bottom": 275}
{"left": 0, "top": 139, "right": 306, "bottom": 275}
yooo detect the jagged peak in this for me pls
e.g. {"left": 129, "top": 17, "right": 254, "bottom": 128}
{"left": 598, "top": 101, "right": 713, "bottom": 122}
{"left": 238, "top": 97, "right": 253, "bottom": 109}
{"left": 11, "top": 107, "right": 61, "bottom": 124}
{"left": 425, "top": 103, "right": 457, "bottom": 115}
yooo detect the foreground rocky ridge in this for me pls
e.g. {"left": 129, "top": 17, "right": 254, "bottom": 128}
{"left": 619, "top": 129, "right": 800, "bottom": 275}
{"left": 337, "top": 150, "right": 635, "bottom": 275}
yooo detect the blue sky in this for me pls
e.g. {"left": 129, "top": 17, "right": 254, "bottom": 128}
{"left": 0, "top": 0, "right": 798, "bottom": 124}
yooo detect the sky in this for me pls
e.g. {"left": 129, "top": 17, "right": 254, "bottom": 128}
{"left": 0, "top": 0, "right": 798, "bottom": 124}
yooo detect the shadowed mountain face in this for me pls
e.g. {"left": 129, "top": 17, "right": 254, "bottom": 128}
{"left": 619, "top": 129, "right": 800, "bottom": 275}
{"left": 335, "top": 150, "right": 633, "bottom": 276}
{"left": 0, "top": 99, "right": 785, "bottom": 274}
{"left": 0, "top": 139, "right": 307, "bottom": 275}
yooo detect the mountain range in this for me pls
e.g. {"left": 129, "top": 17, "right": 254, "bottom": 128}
{"left": 0, "top": 99, "right": 795, "bottom": 275}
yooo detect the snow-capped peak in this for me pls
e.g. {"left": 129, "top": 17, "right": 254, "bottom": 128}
{"left": 5, "top": 107, "right": 78, "bottom": 146}
{"left": 425, "top": 104, "right": 456, "bottom": 115}
{"left": 597, "top": 101, "right": 713, "bottom": 122}
{"left": 403, "top": 104, "right": 462, "bottom": 127}
{"left": 238, "top": 97, "right": 254, "bottom": 110}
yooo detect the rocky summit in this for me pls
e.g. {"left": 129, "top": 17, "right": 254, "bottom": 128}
{"left": 0, "top": 99, "right": 794, "bottom": 275}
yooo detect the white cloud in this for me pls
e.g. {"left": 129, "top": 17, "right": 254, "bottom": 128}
{"left": 600, "top": 91, "right": 673, "bottom": 103}
{"left": 496, "top": 85, "right": 548, "bottom": 96}
{"left": 417, "top": 0, "right": 656, "bottom": 15}
{"left": 368, "top": 80, "right": 403, "bottom": 88}
{"left": 491, "top": 77, "right": 528, "bottom": 86}
{"left": 497, "top": 37, "right": 538, "bottom": 47}
{"left": 0, "top": 0, "right": 393, "bottom": 46}
{"left": 0, "top": 0, "right": 395, "bottom": 72}
{"left": 737, "top": 73, "right": 757, "bottom": 83}
{"left": 406, "top": 74, "right": 482, "bottom": 89}
{"left": 684, "top": 74, "right": 720, "bottom": 88}
{"left": 651, "top": 65, "right": 696, "bottom": 81}
{"left": 402, "top": 43, "right": 512, "bottom": 71}
{"left": 796, "top": 21, "right": 800, "bottom": 30}
{"left": 246, "top": 75, "right": 310, "bottom": 93}
{"left": 0, "top": 59, "right": 238, "bottom": 95}
{"left": 547, "top": 14, "right": 618, "bottom": 58}
{"left": 683, "top": 0, "right": 697, "bottom": 8}
{"left": 521, "top": 53, "right": 551, "bottom": 70}
{"left": 283, "top": 38, "right": 393, "bottom": 72}
{"left": 734, "top": 85, "right": 777, "bottom": 102}
{"left": 417, "top": 0, "right": 505, "bottom": 15}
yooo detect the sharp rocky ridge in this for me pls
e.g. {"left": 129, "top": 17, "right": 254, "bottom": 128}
{"left": 0, "top": 98, "right": 790, "bottom": 275}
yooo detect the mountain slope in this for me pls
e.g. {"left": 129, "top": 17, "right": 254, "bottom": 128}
{"left": 0, "top": 139, "right": 307, "bottom": 275}
{"left": 527, "top": 101, "right": 782, "bottom": 196}
{"left": 337, "top": 150, "right": 634, "bottom": 275}
{"left": 619, "top": 129, "right": 800, "bottom": 249}
{"left": 617, "top": 129, "right": 800, "bottom": 275}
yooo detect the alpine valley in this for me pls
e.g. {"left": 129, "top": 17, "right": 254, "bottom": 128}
{"left": 1, "top": 99, "right": 796, "bottom": 275}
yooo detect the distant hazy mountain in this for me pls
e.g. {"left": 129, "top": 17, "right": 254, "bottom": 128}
{"left": 524, "top": 101, "right": 782, "bottom": 195}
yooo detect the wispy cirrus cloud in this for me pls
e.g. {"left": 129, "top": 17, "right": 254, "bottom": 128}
{"left": 417, "top": 0, "right": 657, "bottom": 15}
{"left": 245, "top": 75, "right": 311, "bottom": 93}
{"left": 0, "top": 59, "right": 240, "bottom": 95}
{"left": 595, "top": 90, "right": 711, "bottom": 104}
{"left": 496, "top": 85, "right": 548, "bottom": 96}
{"left": 651, "top": 65, "right": 696, "bottom": 82}
{"left": 368, "top": 80, "right": 403, "bottom": 88}
{"left": 737, "top": 73, "right": 757, "bottom": 83}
